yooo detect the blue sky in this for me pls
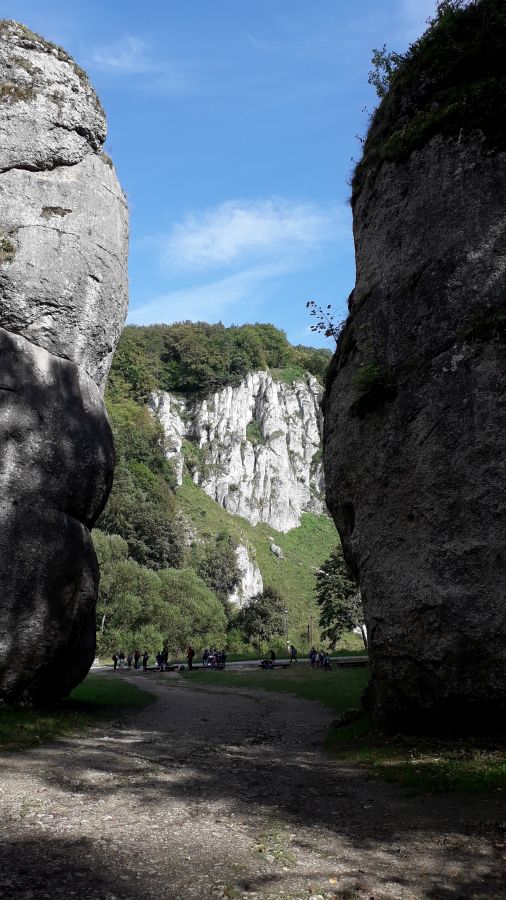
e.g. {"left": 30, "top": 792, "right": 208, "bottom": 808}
{"left": 4, "top": 0, "right": 437, "bottom": 348}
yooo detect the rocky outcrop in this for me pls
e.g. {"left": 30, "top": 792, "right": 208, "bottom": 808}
{"left": 0, "top": 21, "right": 128, "bottom": 702}
{"left": 151, "top": 371, "right": 325, "bottom": 533}
{"left": 228, "top": 544, "right": 263, "bottom": 608}
{"left": 0, "top": 21, "right": 128, "bottom": 388}
{"left": 323, "top": 5, "right": 506, "bottom": 728}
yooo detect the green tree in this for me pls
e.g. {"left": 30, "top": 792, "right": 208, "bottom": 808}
{"left": 158, "top": 568, "right": 228, "bottom": 652}
{"left": 236, "top": 587, "right": 286, "bottom": 650}
{"left": 192, "top": 531, "right": 240, "bottom": 607}
{"left": 315, "top": 547, "right": 367, "bottom": 649}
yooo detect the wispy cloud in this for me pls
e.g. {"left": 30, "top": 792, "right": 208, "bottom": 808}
{"left": 131, "top": 197, "right": 351, "bottom": 326}
{"left": 128, "top": 262, "right": 290, "bottom": 326}
{"left": 91, "top": 35, "right": 151, "bottom": 73}
{"left": 160, "top": 199, "right": 347, "bottom": 273}
{"left": 89, "top": 34, "right": 197, "bottom": 95}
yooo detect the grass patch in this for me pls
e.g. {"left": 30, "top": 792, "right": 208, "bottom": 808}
{"left": 328, "top": 718, "right": 506, "bottom": 795}
{"left": 269, "top": 365, "right": 308, "bottom": 384}
{"left": 0, "top": 674, "right": 154, "bottom": 750}
{"left": 178, "top": 475, "right": 341, "bottom": 647}
{"left": 181, "top": 663, "right": 369, "bottom": 717}
{"left": 245, "top": 420, "right": 264, "bottom": 445}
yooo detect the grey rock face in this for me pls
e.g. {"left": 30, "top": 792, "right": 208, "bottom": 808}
{"left": 0, "top": 21, "right": 128, "bottom": 388}
{"left": 0, "top": 21, "right": 127, "bottom": 702}
{"left": 323, "top": 135, "right": 506, "bottom": 727}
{"left": 151, "top": 371, "right": 325, "bottom": 533}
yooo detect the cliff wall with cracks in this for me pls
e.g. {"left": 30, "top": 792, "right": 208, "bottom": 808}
{"left": 0, "top": 21, "right": 128, "bottom": 701}
{"left": 151, "top": 370, "right": 326, "bottom": 535}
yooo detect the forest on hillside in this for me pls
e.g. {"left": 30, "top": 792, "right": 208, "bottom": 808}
{"left": 108, "top": 321, "right": 332, "bottom": 400}
{"left": 94, "top": 322, "right": 349, "bottom": 660}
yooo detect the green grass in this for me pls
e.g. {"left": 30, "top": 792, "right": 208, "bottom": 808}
{"left": 269, "top": 365, "right": 308, "bottom": 384}
{"left": 178, "top": 475, "right": 341, "bottom": 647}
{"left": 182, "top": 663, "right": 369, "bottom": 717}
{"left": 182, "top": 663, "right": 506, "bottom": 794}
{"left": 0, "top": 674, "right": 154, "bottom": 750}
{"left": 328, "top": 718, "right": 506, "bottom": 795}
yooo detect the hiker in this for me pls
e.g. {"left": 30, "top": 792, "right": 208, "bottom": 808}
{"left": 142, "top": 651, "right": 149, "bottom": 671}
{"left": 187, "top": 645, "right": 195, "bottom": 670}
{"left": 134, "top": 650, "right": 140, "bottom": 670}
{"left": 127, "top": 652, "right": 133, "bottom": 669}
{"left": 112, "top": 652, "right": 118, "bottom": 671}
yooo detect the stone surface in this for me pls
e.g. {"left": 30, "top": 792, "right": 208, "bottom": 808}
{"left": 0, "top": 21, "right": 128, "bottom": 389}
{"left": 323, "top": 135, "right": 506, "bottom": 726}
{"left": 0, "top": 21, "right": 127, "bottom": 702}
{"left": 151, "top": 370, "right": 325, "bottom": 533}
{"left": 228, "top": 543, "right": 263, "bottom": 607}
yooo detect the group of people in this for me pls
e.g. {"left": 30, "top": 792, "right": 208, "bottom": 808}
{"left": 202, "top": 648, "right": 227, "bottom": 669}
{"left": 309, "top": 647, "right": 332, "bottom": 669}
{"left": 112, "top": 650, "right": 149, "bottom": 671}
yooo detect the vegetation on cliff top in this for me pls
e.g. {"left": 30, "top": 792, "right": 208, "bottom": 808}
{"left": 109, "top": 322, "right": 331, "bottom": 400}
{"left": 353, "top": 0, "right": 506, "bottom": 199}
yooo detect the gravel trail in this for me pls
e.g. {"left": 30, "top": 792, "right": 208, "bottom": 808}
{"left": 0, "top": 671, "right": 504, "bottom": 899}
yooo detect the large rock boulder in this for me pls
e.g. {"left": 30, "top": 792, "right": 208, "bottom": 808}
{"left": 323, "top": 0, "right": 506, "bottom": 728}
{"left": 0, "top": 21, "right": 128, "bottom": 702}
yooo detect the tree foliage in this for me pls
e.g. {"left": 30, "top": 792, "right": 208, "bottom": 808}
{"left": 236, "top": 587, "right": 286, "bottom": 649}
{"left": 93, "top": 530, "right": 227, "bottom": 657}
{"left": 108, "top": 321, "right": 332, "bottom": 401}
{"left": 190, "top": 531, "right": 240, "bottom": 607}
{"left": 354, "top": 0, "right": 506, "bottom": 199}
{"left": 315, "top": 547, "right": 366, "bottom": 649}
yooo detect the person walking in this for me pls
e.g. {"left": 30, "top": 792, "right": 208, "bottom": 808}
{"left": 127, "top": 652, "right": 133, "bottom": 669}
{"left": 142, "top": 651, "right": 149, "bottom": 671}
{"left": 134, "top": 650, "right": 140, "bottom": 670}
{"left": 112, "top": 652, "right": 118, "bottom": 671}
{"left": 309, "top": 647, "right": 317, "bottom": 668}
{"left": 187, "top": 645, "right": 195, "bottom": 671}
{"left": 118, "top": 650, "right": 125, "bottom": 669}
{"left": 290, "top": 644, "right": 298, "bottom": 663}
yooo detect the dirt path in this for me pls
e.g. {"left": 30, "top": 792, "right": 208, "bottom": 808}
{"left": 0, "top": 671, "right": 504, "bottom": 900}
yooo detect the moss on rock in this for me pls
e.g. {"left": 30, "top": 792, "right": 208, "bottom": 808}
{"left": 353, "top": 0, "right": 506, "bottom": 201}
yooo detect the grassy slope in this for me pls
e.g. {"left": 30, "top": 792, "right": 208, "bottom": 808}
{"left": 178, "top": 475, "right": 362, "bottom": 650}
{"left": 0, "top": 675, "right": 154, "bottom": 749}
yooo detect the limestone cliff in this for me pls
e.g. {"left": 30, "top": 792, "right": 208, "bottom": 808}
{"left": 0, "top": 21, "right": 128, "bottom": 701}
{"left": 151, "top": 371, "right": 325, "bottom": 533}
{"left": 323, "top": 0, "right": 506, "bottom": 727}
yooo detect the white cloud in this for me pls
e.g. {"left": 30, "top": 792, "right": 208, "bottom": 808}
{"left": 161, "top": 199, "right": 347, "bottom": 273}
{"left": 91, "top": 35, "right": 150, "bottom": 73}
{"left": 128, "top": 262, "right": 290, "bottom": 326}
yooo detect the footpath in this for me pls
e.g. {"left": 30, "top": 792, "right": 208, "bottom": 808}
{"left": 0, "top": 671, "right": 504, "bottom": 899}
